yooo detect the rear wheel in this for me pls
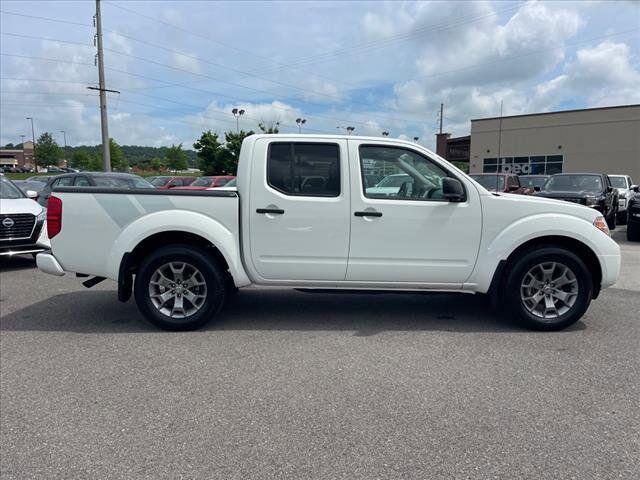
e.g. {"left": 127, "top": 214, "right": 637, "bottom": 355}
{"left": 503, "top": 246, "right": 593, "bottom": 331}
{"left": 628, "top": 220, "right": 640, "bottom": 241}
{"left": 606, "top": 208, "right": 617, "bottom": 230}
{"left": 134, "top": 244, "right": 227, "bottom": 330}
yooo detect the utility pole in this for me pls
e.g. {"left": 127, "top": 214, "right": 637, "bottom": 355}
{"left": 95, "top": 0, "right": 110, "bottom": 171}
{"left": 439, "top": 103, "right": 444, "bottom": 134}
{"left": 26, "top": 117, "right": 37, "bottom": 172}
{"left": 496, "top": 99, "right": 504, "bottom": 191}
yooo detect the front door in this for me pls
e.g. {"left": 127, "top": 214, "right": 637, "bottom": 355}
{"left": 248, "top": 138, "right": 350, "bottom": 281}
{"left": 347, "top": 140, "right": 482, "bottom": 286}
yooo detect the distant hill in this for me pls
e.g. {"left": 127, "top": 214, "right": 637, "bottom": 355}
{"left": 65, "top": 145, "right": 199, "bottom": 168}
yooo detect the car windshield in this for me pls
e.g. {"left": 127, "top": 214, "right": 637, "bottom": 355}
{"left": 521, "top": 176, "right": 548, "bottom": 188}
{"left": 224, "top": 178, "right": 236, "bottom": 187}
{"left": 26, "top": 176, "right": 50, "bottom": 183}
{"left": 151, "top": 177, "right": 171, "bottom": 186}
{"left": 191, "top": 177, "right": 213, "bottom": 187}
{"left": 545, "top": 175, "right": 603, "bottom": 193}
{"left": 609, "top": 176, "right": 627, "bottom": 188}
{"left": 376, "top": 175, "right": 410, "bottom": 188}
{"left": 470, "top": 175, "right": 505, "bottom": 191}
{"left": 0, "top": 177, "right": 24, "bottom": 199}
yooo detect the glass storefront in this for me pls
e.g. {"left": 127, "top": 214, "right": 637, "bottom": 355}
{"left": 482, "top": 155, "right": 564, "bottom": 175}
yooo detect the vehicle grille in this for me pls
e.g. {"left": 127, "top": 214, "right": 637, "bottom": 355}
{"left": 0, "top": 213, "right": 36, "bottom": 240}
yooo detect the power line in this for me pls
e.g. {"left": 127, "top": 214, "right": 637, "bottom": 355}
{"left": 0, "top": 10, "right": 92, "bottom": 28}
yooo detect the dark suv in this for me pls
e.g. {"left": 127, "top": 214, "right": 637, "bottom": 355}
{"left": 469, "top": 173, "right": 534, "bottom": 195}
{"left": 535, "top": 173, "right": 619, "bottom": 229}
{"left": 37, "top": 172, "right": 153, "bottom": 207}
{"left": 627, "top": 184, "right": 640, "bottom": 241}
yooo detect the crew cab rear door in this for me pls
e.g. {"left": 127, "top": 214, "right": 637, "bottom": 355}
{"left": 247, "top": 137, "right": 350, "bottom": 281}
{"left": 346, "top": 140, "right": 482, "bottom": 285}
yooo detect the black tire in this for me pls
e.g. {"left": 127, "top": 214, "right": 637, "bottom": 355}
{"left": 627, "top": 221, "right": 640, "bottom": 241}
{"left": 606, "top": 208, "right": 617, "bottom": 230}
{"left": 134, "top": 244, "right": 227, "bottom": 331}
{"left": 502, "top": 246, "right": 593, "bottom": 331}
{"left": 617, "top": 209, "right": 627, "bottom": 225}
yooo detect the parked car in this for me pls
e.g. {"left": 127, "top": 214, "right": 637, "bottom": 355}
{"left": 469, "top": 173, "right": 534, "bottom": 195}
{"left": 149, "top": 176, "right": 196, "bottom": 189}
{"left": 520, "top": 175, "right": 550, "bottom": 192}
{"left": 37, "top": 135, "right": 620, "bottom": 332}
{"left": 365, "top": 173, "right": 411, "bottom": 197}
{"left": 627, "top": 185, "right": 640, "bottom": 241}
{"left": 25, "top": 175, "right": 55, "bottom": 184}
{"left": 173, "top": 176, "right": 235, "bottom": 190}
{"left": 45, "top": 166, "right": 65, "bottom": 173}
{"left": 0, "top": 176, "right": 49, "bottom": 257}
{"left": 36, "top": 172, "right": 154, "bottom": 207}
{"left": 608, "top": 174, "right": 635, "bottom": 224}
{"left": 535, "top": 173, "right": 619, "bottom": 229}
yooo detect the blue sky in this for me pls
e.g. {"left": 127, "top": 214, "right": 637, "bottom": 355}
{"left": 1, "top": 0, "right": 639, "bottom": 150}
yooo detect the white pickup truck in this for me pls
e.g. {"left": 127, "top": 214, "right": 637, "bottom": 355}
{"left": 37, "top": 135, "right": 620, "bottom": 331}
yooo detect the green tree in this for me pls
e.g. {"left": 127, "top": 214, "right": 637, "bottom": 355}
{"left": 193, "top": 130, "right": 226, "bottom": 175}
{"left": 258, "top": 121, "right": 280, "bottom": 134}
{"left": 36, "top": 132, "right": 61, "bottom": 167}
{"left": 222, "top": 130, "right": 254, "bottom": 174}
{"left": 166, "top": 143, "right": 188, "bottom": 171}
{"left": 150, "top": 157, "right": 163, "bottom": 172}
{"left": 108, "top": 138, "right": 127, "bottom": 171}
{"left": 70, "top": 150, "right": 95, "bottom": 170}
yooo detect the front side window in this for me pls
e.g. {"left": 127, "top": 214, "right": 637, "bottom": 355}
{"left": 360, "top": 146, "right": 450, "bottom": 200}
{"left": 267, "top": 142, "right": 340, "bottom": 197}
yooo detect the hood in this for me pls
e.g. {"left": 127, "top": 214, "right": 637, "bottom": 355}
{"left": 489, "top": 192, "right": 600, "bottom": 223}
{"left": 0, "top": 197, "right": 43, "bottom": 216}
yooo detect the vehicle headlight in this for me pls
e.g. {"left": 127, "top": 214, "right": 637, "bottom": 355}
{"left": 619, "top": 191, "right": 627, "bottom": 199}
{"left": 585, "top": 195, "right": 599, "bottom": 206}
{"left": 36, "top": 210, "right": 46, "bottom": 222}
{"left": 593, "top": 216, "right": 610, "bottom": 236}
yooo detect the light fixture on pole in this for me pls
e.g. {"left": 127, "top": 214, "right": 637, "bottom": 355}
{"left": 346, "top": 126, "right": 355, "bottom": 135}
{"left": 232, "top": 108, "right": 245, "bottom": 133}
{"left": 26, "top": 117, "right": 37, "bottom": 172}
{"left": 295, "top": 118, "right": 306, "bottom": 133}
{"left": 381, "top": 131, "right": 389, "bottom": 137}
{"left": 413, "top": 137, "right": 419, "bottom": 142}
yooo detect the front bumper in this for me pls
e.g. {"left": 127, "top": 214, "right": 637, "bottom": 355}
{"left": 36, "top": 251, "right": 65, "bottom": 276}
{"left": 0, "top": 218, "right": 48, "bottom": 256}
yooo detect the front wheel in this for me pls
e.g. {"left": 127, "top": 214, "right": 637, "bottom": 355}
{"left": 134, "top": 244, "right": 227, "bottom": 331}
{"left": 503, "top": 246, "right": 593, "bottom": 331}
{"left": 628, "top": 221, "right": 640, "bottom": 241}
{"left": 606, "top": 208, "right": 617, "bottom": 230}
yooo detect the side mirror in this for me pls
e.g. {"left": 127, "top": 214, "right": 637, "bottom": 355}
{"left": 533, "top": 186, "right": 541, "bottom": 192}
{"left": 606, "top": 186, "right": 613, "bottom": 192}
{"left": 632, "top": 185, "right": 639, "bottom": 192}
{"left": 442, "top": 177, "right": 465, "bottom": 202}
{"left": 508, "top": 184, "right": 519, "bottom": 191}
{"left": 26, "top": 190, "right": 38, "bottom": 199}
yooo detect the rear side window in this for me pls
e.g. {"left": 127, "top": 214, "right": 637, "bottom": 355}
{"left": 267, "top": 142, "right": 340, "bottom": 197}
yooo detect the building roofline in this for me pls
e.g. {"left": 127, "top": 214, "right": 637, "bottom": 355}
{"left": 471, "top": 104, "right": 640, "bottom": 122}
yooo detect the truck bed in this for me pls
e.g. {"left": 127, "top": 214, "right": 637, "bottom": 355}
{"left": 49, "top": 187, "right": 240, "bottom": 280}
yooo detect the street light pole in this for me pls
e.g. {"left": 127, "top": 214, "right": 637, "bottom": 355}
{"left": 60, "top": 130, "right": 68, "bottom": 165}
{"left": 296, "top": 118, "right": 306, "bottom": 133}
{"left": 232, "top": 108, "right": 245, "bottom": 133}
{"left": 26, "top": 117, "right": 37, "bottom": 172}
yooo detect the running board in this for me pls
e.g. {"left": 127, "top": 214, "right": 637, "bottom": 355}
{"left": 82, "top": 276, "right": 106, "bottom": 288}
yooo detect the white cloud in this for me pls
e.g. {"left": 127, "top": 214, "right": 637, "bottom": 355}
{"left": 171, "top": 52, "right": 201, "bottom": 73}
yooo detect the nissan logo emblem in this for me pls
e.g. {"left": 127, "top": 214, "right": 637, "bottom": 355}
{"left": 2, "top": 218, "right": 15, "bottom": 228}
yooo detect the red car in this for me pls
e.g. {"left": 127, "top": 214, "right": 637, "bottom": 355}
{"left": 173, "top": 176, "right": 235, "bottom": 190}
{"left": 469, "top": 173, "right": 535, "bottom": 195}
{"left": 150, "top": 176, "right": 196, "bottom": 189}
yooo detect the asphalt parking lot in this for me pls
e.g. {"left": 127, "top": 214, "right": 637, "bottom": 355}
{"left": 1, "top": 228, "right": 639, "bottom": 479}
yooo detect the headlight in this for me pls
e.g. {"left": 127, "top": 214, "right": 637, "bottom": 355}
{"left": 619, "top": 191, "right": 627, "bottom": 199}
{"left": 585, "top": 195, "right": 599, "bottom": 206}
{"left": 593, "top": 216, "right": 610, "bottom": 236}
{"left": 36, "top": 210, "right": 46, "bottom": 222}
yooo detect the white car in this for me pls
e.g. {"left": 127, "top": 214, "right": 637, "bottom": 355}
{"left": 365, "top": 173, "right": 410, "bottom": 197}
{"left": 608, "top": 174, "right": 635, "bottom": 224}
{"left": 37, "top": 135, "right": 620, "bottom": 331}
{"left": 0, "top": 176, "right": 49, "bottom": 256}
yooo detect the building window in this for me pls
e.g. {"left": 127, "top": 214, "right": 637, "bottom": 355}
{"left": 482, "top": 155, "right": 564, "bottom": 175}
{"left": 267, "top": 142, "right": 340, "bottom": 197}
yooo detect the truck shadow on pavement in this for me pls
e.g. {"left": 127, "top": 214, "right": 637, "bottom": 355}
{"left": 0, "top": 288, "right": 586, "bottom": 335}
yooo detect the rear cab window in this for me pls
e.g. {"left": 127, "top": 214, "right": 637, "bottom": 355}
{"left": 267, "top": 142, "right": 340, "bottom": 197}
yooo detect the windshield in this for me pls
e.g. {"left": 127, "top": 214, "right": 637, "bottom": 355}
{"left": 470, "top": 174, "right": 505, "bottom": 191}
{"left": 151, "top": 177, "right": 171, "bottom": 186}
{"left": 224, "top": 178, "right": 236, "bottom": 187}
{"left": 0, "top": 177, "right": 24, "bottom": 199}
{"left": 609, "top": 176, "right": 627, "bottom": 188}
{"left": 93, "top": 176, "right": 154, "bottom": 188}
{"left": 376, "top": 174, "right": 410, "bottom": 188}
{"left": 545, "top": 175, "right": 603, "bottom": 193}
{"left": 191, "top": 177, "right": 213, "bottom": 187}
{"left": 521, "top": 176, "right": 548, "bottom": 188}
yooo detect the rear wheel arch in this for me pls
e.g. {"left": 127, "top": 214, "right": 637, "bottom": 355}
{"left": 118, "top": 231, "right": 232, "bottom": 302}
